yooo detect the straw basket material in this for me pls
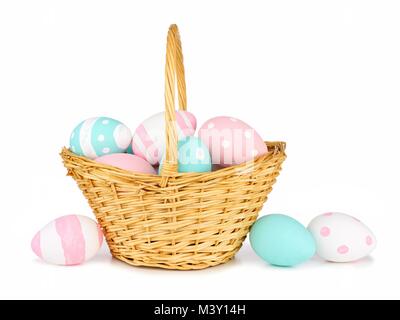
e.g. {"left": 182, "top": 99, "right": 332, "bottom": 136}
{"left": 61, "top": 24, "right": 286, "bottom": 270}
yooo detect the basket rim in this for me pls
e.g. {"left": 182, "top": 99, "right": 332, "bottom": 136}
{"left": 60, "top": 141, "right": 286, "bottom": 180}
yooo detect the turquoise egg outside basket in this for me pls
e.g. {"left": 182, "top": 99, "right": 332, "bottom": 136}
{"left": 250, "top": 214, "right": 316, "bottom": 267}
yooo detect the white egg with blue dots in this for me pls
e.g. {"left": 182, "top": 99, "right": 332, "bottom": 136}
{"left": 70, "top": 117, "right": 132, "bottom": 159}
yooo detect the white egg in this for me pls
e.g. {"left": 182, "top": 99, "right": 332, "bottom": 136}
{"left": 308, "top": 212, "right": 376, "bottom": 262}
{"left": 31, "top": 215, "right": 103, "bottom": 266}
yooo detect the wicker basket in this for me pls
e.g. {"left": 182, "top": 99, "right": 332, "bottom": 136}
{"left": 60, "top": 24, "right": 286, "bottom": 270}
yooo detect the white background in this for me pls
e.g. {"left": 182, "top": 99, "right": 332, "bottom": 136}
{"left": 1, "top": 0, "right": 399, "bottom": 300}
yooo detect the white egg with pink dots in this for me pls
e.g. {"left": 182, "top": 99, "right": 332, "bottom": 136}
{"left": 308, "top": 212, "right": 376, "bottom": 262}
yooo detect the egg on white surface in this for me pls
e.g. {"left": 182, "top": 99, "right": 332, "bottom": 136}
{"left": 70, "top": 117, "right": 132, "bottom": 159}
{"left": 131, "top": 111, "right": 197, "bottom": 165}
{"left": 250, "top": 214, "right": 316, "bottom": 267}
{"left": 31, "top": 215, "right": 103, "bottom": 266}
{"left": 308, "top": 212, "right": 376, "bottom": 262}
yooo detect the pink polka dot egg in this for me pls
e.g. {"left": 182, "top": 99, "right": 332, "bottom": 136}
{"left": 199, "top": 116, "right": 268, "bottom": 167}
{"left": 308, "top": 212, "right": 376, "bottom": 262}
{"left": 31, "top": 215, "right": 103, "bottom": 266}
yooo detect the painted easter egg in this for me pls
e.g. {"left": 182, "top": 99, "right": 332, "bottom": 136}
{"left": 31, "top": 215, "right": 103, "bottom": 266}
{"left": 250, "top": 214, "right": 316, "bottom": 267}
{"left": 70, "top": 117, "right": 132, "bottom": 159}
{"left": 308, "top": 212, "right": 376, "bottom": 262}
{"left": 95, "top": 153, "right": 156, "bottom": 174}
{"left": 132, "top": 111, "right": 196, "bottom": 165}
{"left": 159, "top": 136, "right": 212, "bottom": 174}
{"left": 198, "top": 116, "right": 268, "bottom": 167}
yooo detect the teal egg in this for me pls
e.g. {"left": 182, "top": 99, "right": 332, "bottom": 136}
{"left": 159, "top": 137, "right": 212, "bottom": 173}
{"left": 69, "top": 117, "right": 132, "bottom": 159}
{"left": 126, "top": 143, "right": 134, "bottom": 154}
{"left": 250, "top": 214, "right": 316, "bottom": 267}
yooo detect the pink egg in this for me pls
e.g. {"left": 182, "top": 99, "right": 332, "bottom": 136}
{"left": 132, "top": 111, "right": 197, "bottom": 165}
{"left": 95, "top": 153, "right": 156, "bottom": 174}
{"left": 199, "top": 116, "right": 268, "bottom": 167}
{"left": 31, "top": 215, "right": 103, "bottom": 266}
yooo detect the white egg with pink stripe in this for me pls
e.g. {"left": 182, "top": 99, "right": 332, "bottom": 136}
{"left": 31, "top": 215, "right": 103, "bottom": 266}
{"left": 132, "top": 111, "right": 197, "bottom": 165}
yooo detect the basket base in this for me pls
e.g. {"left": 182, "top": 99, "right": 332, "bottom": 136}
{"left": 110, "top": 246, "right": 241, "bottom": 270}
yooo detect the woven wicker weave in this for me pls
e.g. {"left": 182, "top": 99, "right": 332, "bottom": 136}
{"left": 60, "top": 24, "right": 286, "bottom": 270}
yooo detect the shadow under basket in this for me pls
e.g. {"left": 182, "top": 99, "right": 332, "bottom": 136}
{"left": 60, "top": 24, "right": 286, "bottom": 270}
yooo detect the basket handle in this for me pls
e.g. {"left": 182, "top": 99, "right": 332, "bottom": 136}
{"left": 161, "top": 24, "right": 187, "bottom": 176}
